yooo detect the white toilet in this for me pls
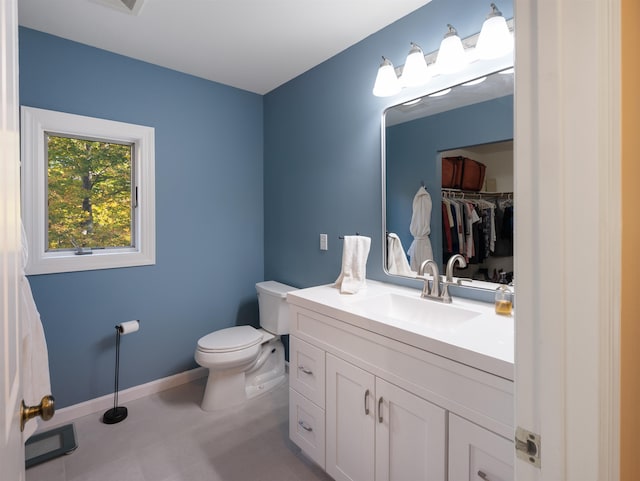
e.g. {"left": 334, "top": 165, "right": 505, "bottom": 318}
{"left": 194, "top": 280, "right": 297, "bottom": 411}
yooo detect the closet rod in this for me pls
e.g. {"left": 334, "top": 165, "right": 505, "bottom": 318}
{"left": 442, "top": 188, "right": 513, "bottom": 199}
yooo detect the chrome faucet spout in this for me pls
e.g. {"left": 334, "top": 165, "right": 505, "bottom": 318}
{"left": 442, "top": 254, "right": 468, "bottom": 303}
{"left": 445, "top": 254, "right": 467, "bottom": 282}
{"left": 418, "top": 259, "right": 440, "bottom": 299}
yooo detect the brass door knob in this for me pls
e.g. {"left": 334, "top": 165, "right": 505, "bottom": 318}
{"left": 20, "top": 395, "right": 55, "bottom": 432}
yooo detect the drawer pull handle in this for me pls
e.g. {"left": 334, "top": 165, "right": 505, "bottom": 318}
{"left": 477, "top": 471, "right": 490, "bottom": 480}
{"left": 378, "top": 397, "right": 384, "bottom": 423}
{"left": 298, "top": 365, "right": 313, "bottom": 375}
{"left": 298, "top": 420, "right": 313, "bottom": 432}
{"left": 364, "top": 389, "right": 370, "bottom": 415}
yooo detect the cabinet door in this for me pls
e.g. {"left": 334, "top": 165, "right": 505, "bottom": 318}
{"left": 449, "top": 413, "right": 513, "bottom": 481}
{"left": 375, "top": 378, "right": 446, "bottom": 481}
{"left": 326, "top": 353, "right": 375, "bottom": 481}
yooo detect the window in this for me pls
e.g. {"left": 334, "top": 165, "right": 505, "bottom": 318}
{"left": 21, "top": 107, "right": 155, "bottom": 274}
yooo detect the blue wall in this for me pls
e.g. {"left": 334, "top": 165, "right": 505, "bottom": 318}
{"left": 263, "top": 0, "right": 513, "bottom": 289}
{"left": 20, "top": 28, "right": 265, "bottom": 408}
{"left": 386, "top": 95, "right": 514, "bottom": 267}
{"left": 20, "top": 0, "right": 513, "bottom": 408}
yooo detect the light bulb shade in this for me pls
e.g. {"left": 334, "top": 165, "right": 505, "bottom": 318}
{"left": 429, "top": 88, "right": 452, "bottom": 98}
{"left": 476, "top": 14, "right": 513, "bottom": 60}
{"left": 462, "top": 76, "right": 487, "bottom": 86}
{"left": 435, "top": 31, "right": 467, "bottom": 75}
{"left": 372, "top": 57, "right": 401, "bottom": 97}
{"left": 400, "top": 43, "right": 430, "bottom": 88}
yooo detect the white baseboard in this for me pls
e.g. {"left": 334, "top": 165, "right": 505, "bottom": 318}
{"left": 40, "top": 367, "right": 208, "bottom": 431}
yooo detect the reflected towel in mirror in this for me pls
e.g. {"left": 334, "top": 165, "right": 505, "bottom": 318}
{"left": 334, "top": 235, "right": 371, "bottom": 294}
{"left": 387, "top": 233, "right": 416, "bottom": 277}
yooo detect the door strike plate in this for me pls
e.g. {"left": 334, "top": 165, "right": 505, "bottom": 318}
{"left": 515, "top": 426, "right": 541, "bottom": 468}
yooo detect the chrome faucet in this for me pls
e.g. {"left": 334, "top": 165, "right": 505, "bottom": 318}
{"left": 418, "top": 259, "right": 441, "bottom": 300}
{"left": 441, "top": 254, "right": 468, "bottom": 303}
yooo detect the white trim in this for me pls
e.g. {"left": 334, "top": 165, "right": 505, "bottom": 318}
{"left": 514, "top": 0, "right": 621, "bottom": 480}
{"left": 20, "top": 106, "right": 156, "bottom": 275}
{"left": 597, "top": 0, "right": 621, "bottom": 479}
{"left": 38, "top": 367, "right": 207, "bottom": 431}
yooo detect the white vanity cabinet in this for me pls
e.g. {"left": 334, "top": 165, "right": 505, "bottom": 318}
{"left": 287, "top": 283, "right": 514, "bottom": 481}
{"left": 325, "top": 354, "right": 446, "bottom": 481}
{"left": 449, "top": 413, "right": 513, "bottom": 481}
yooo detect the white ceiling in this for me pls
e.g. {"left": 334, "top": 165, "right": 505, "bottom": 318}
{"left": 18, "top": 0, "right": 432, "bottom": 95}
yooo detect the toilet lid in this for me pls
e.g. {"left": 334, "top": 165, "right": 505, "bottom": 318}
{"left": 197, "top": 325, "right": 263, "bottom": 353}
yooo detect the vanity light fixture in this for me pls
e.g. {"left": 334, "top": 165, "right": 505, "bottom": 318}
{"left": 400, "top": 42, "right": 431, "bottom": 88}
{"left": 475, "top": 3, "right": 514, "bottom": 60}
{"left": 434, "top": 25, "right": 468, "bottom": 75}
{"left": 372, "top": 56, "right": 402, "bottom": 97}
{"left": 372, "top": 3, "right": 513, "bottom": 98}
{"left": 429, "top": 88, "right": 452, "bottom": 97}
{"left": 462, "top": 76, "right": 487, "bottom": 86}
{"left": 402, "top": 98, "right": 422, "bottom": 106}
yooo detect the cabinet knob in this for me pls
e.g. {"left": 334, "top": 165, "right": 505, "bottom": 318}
{"left": 298, "top": 365, "right": 313, "bottom": 375}
{"left": 378, "top": 397, "right": 384, "bottom": 423}
{"left": 477, "top": 470, "right": 491, "bottom": 480}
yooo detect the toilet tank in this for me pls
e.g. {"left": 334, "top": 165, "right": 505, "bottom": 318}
{"left": 256, "top": 281, "right": 298, "bottom": 335}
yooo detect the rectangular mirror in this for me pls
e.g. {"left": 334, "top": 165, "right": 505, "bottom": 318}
{"left": 383, "top": 68, "right": 514, "bottom": 291}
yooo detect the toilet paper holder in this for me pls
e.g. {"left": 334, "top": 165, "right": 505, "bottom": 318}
{"left": 103, "top": 320, "right": 140, "bottom": 425}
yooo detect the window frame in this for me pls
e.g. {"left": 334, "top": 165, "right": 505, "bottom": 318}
{"left": 21, "top": 106, "right": 156, "bottom": 275}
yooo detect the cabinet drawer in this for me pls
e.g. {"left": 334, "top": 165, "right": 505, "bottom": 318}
{"left": 449, "top": 413, "right": 513, "bottom": 481}
{"left": 290, "top": 336, "right": 325, "bottom": 407}
{"left": 289, "top": 388, "right": 325, "bottom": 469}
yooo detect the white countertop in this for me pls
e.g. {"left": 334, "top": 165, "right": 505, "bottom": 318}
{"left": 287, "top": 279, "right": 514, "bottom": 381}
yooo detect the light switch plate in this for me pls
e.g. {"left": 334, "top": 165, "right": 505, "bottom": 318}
{"left": 320, "top": 234, "right": 328, "bottom": 250}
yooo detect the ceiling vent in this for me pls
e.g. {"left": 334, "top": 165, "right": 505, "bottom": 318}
{"left": 89, "top": 0, "right": 146, "bottom": 15}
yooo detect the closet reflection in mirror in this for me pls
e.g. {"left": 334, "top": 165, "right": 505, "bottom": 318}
{"left": 383, "top": 70, "right": 514, "bottom": 289}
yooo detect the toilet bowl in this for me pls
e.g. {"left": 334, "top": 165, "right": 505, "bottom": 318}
{"left": 194, "top": 281, "right": 297, "bottom": 411}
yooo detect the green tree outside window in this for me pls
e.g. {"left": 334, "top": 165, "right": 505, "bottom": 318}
{"left": 47, "top": 135, "right": 133, "bottom": 250}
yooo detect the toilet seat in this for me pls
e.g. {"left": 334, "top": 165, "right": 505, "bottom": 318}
{"left": 197, "top": 325, "right": 263, "bottom": 353}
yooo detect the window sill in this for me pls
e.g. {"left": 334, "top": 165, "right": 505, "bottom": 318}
{"left": 25, "top": 247, "right": 155, "bottom": 275}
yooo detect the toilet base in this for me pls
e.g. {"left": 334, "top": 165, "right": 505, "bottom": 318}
{"left": 246, "top": 338, "right": 286, "bottom": 399}
{"left": 201, "top": 368, "right": 248, "bottom": 411}
{"left": 199, "top": 337, "right": 286, "bottom": 411}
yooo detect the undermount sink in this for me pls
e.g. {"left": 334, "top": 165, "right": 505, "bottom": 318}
{"left": 352, "top": 292, "right": 483, "bottom": 331}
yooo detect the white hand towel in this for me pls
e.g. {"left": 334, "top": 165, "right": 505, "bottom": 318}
{"left": 334, "top": 235, "right": 371, "bottom": 294}
{"left": 386, "top": 233, "right": 416, "bottom": 277}
{"left": 21, "top": 223, "right": 52, "bottom": 440}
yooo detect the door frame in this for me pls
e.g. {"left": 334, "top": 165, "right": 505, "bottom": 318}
{"left": 514, "top": 0, "right": 621, "bottom": 480}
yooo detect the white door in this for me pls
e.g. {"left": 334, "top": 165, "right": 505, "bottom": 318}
{"left": 375, "top": 377, "right": 446, "bottom": 481}
{"left": 514, "top": 1, "right": 620, "bottom": 480}
{"left": 0, "top": 0, "right": 25, "bottom": 479}
{"left": 449, "top": 413, "right": 513, "bottom": 481}
{"left": 326, "top": 354, "right": 375, "bottom": 481}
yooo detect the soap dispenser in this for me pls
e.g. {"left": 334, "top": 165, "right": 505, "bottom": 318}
{"left": 494, "top": 272, "right": 513, "bottom": 316}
